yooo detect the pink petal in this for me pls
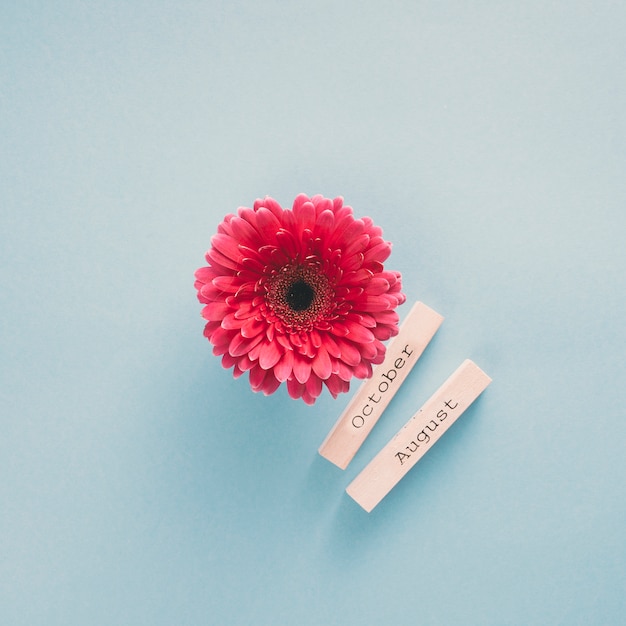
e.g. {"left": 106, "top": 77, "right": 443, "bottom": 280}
{"left": 314, "top": 209, "right": 335, "bottom": 243}
{"left": 346, "top": 311, "right": 376, "bottom": 328}
{"left": 209, "top": 326, "right": 232, "bottom": 350}
{"left": 201, "top": 301, "right": 230, "bottom": 321}
{"left": 221, "top": 313, "right": 245, "bottom": 330}
{"left": 261, "top": 371, "right": 281, "bottom": 395}
{"left": 289, "top": 332, "right": 303, "bottom": 348}
{"left": 207, "top": 247, "right": 240, "bottom": 272}
{"left": 344, "top": 320, "right": 375, "bottom": 344}
{"left": 255, "top": 196, "right": 284, "bottom": 220}
{"left": 358, "top": 296, "right": 393, "bottom": 312}
{"left": 287, "top": 378, "right": 306, "bottom": 399}
{"left": 249, "top": 364, "right": 266, "bottom": 391}
{"left": 341, "top": 252, "right": 365, "bottom": 272}
{"left": 324, "top": 374, "right": 349, "bottom": 398}
{"left": 276, "top": 229, "right": 299, "bottom": 259}
{"left": 221, "top": 353, "right": 237, "bottom": 369}
{"left": 232, "top": 300, "right": 255, "bottom": 319}
{"left": 203, "top": 320, "right": 220, "bottom": 339}
{"left": 306, "top": 373, "right": 323, "bottom": 399}
{"left": 248, "top": 366, "right": 281, "bottom": 395}
{"left": 367, "top": 260, "right": 385, "bottom": 274}
{"left": 373, "top": 325, "right": 394, "bottom": 341}
{"left": 276, "top": 334, "right": 292, "bottom": 351}
{"left": 199, "top": 283, "right": 221, "bottom": 301}
{"left": 258, "top": 340, "right": 282, "bottom": 370}
{"left": 237, "top": 354, "right": 255, "bottom": 371}
{"left": 268, "top": 246, "right": 290, "bottom": 266}
{"left": 293, "top": 199, "right": 316, "bottom": 236}
{"left": 228, "top": 332, "right": 263, "bottom": 357}
{"left": 301, "top": 391, "right": 316, "bottom": 405}
{"left": 246, "top": 340, "right": 263, "bottom": 362}
{"left": 212, "top": 276, "right": 241, "bottom": 292}
{"left": 211, "top": 234, "right": 242, "bottom": 264}
{"left": 347, "top": 268, "right": 374, "bottom": 283}
{"left": 364, "top": 240, "right": 392, "bottom": 264}
{"left": 373, "top": 310, "right": 401, "bottom": 325}
{"left": 254, "top": 207, "right": 281, "bottom": 243}
{"left": 292, "top": 193, "right": 310, "bottom": 213}
{"left": 328, "top": 322, "right": 350, "bottom": 337}
{"left": 237, "top": 206, "right": 258, "bottom": 226}
{"left": 354, "top": 361, "right": 373, "bottom": 379}
{"left": 365, "top": 277, "right": 391, "bottom": 296}
{"left": 312, "top": 346, "right": 332, "bottom": 380}
{"left": 240, "top": 256, "right": 266, "bottom": 273}
{"left": 320, "top": 333, "right": 341, "bottom": 358}
{"left": 372, "top": 351, "right": 385, "bottom": 365}
{"left": 335, "top": 219, "right": 365, "bottom": 248}
{"left": 241, "top": 317, "right": 264, "bottom": 338}
{"left": 234, "top": 282, "right": 259, "bottom": 298}
{"left": 362, "top": 218, "right": 382, "bottom": 238}
{"left": 299, "top": 334, "right": 315, "bottom": 359}
{"left": 358, "top": 340, "right": 379, "bottom": 360}
{"left": 293, "top": 355, "right": 312, "bottom": 384}
{"left": 230, "top": 216, "right": 260, "bottom": 245}
{"left": 330, "top": 210, "right": 354, "bottom": 239}
{"left": 334, "top": 338, "right": 362, "bottom": 367}
{"left": 344, "top": 233, "right": 370, "bottom": 258}
{"left": 336, "top": 361, "right": 355, "bottom": 381}
{"left": 273, "top": 350, "right": 294, "bottom": 382}
{"left": 238, "top": 244, "right": 263, "bottom": 260}
{"left": 309, "top": 329, "right": 322, "bottom": 349}
{"left": 194, "top": 266, "right": 215, "bottom": 283}
{"left": 310, "top": 194, "right": 332, "bottom": 212}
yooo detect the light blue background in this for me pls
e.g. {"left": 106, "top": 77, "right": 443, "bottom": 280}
{"left": 2, "top": 2, "right": 625, "bottom": 624}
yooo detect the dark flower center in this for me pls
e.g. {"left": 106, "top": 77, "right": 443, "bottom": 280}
{"left": 264, "top": 262, "right": 335, "bottom": 331}
{"left": 286, "top": 280, "right": 314, "bottom": 311}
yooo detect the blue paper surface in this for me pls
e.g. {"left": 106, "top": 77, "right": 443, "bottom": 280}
{"left": 2, "top": 2, "right": 625, "bottom": 624}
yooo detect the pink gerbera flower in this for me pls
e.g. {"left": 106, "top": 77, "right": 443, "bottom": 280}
{"left": 194, "top": 194, "right": 406, "bottom": 404}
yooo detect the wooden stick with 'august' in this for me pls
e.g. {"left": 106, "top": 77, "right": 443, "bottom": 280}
{"left": 346, "top": 359, "right": 492, "bottom": 512}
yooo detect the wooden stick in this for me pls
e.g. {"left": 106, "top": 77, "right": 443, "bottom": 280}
{"left": 319, "top": 301, "right": 444, "bottom": 469}
{"left": 346, "top": 359, "right": 492, "bottom": 512}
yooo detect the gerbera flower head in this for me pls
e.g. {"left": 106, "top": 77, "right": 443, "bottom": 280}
{"left": 194, "top": 194, "right": 406, "bottom": 404}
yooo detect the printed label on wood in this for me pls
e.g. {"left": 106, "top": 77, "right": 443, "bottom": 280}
{"left": 346, "top": 359, "right": 492, "bottom": 512}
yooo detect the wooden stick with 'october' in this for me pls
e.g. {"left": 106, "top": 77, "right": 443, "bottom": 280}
{"left": 346, "top": 359, "right": 492, "bottom": 512}
{"left": 318, "top": 301, "right": 444, "bottom": 469}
